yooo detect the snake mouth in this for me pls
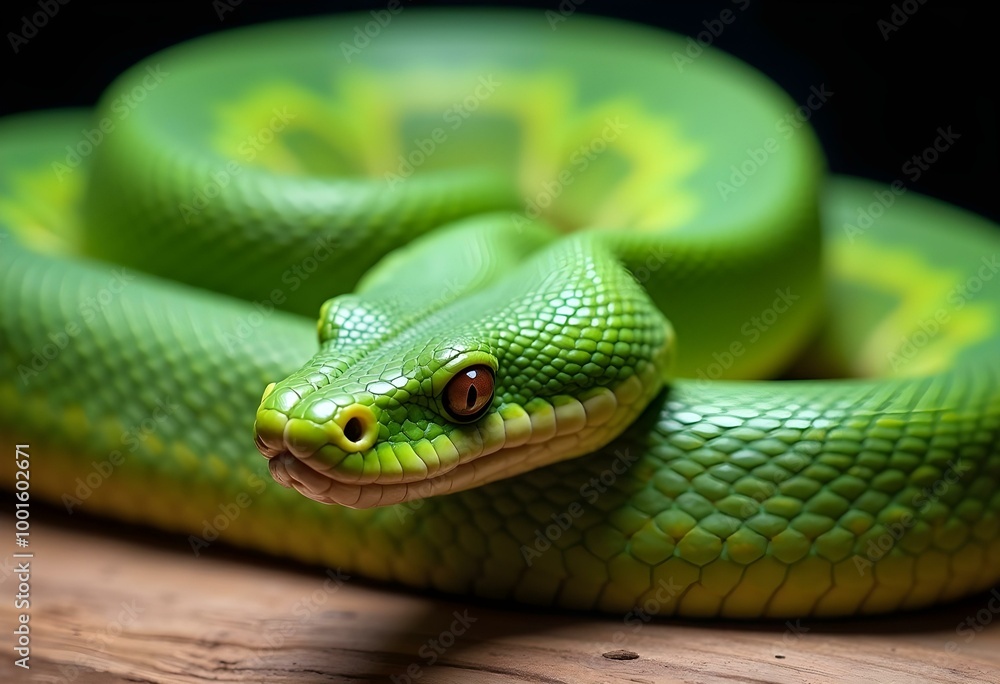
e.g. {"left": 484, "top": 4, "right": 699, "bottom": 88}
{"left": 255, "top": 367, "right": 660, "bottom": 508}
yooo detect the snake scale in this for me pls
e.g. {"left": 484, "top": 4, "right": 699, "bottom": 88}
{"left": 2, "top": 11, "right": 999, "bottom": 619}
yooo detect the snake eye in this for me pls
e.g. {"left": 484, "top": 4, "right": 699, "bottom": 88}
{"left": 442, "top": 365, "right": 495, "bottom": 422}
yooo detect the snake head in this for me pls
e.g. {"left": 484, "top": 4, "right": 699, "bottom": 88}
{"left": 253, "top": 236, "right": 674, "bottom": 508}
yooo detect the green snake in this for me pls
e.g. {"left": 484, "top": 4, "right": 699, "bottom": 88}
{"left": 2, "top": 11, "right": 999, "bottom": 619}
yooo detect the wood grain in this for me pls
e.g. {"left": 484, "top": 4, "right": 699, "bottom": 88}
{"left": 1, "top": 509, "right": 998, "bottom": 683}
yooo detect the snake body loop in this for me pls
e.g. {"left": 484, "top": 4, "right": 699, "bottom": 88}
{"left": 1, "top": 12, "right": 999, "bottom": 618}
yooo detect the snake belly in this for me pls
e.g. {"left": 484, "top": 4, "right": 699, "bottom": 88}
{"left": 1, "top": 11, "right": 999, "bottom": 618}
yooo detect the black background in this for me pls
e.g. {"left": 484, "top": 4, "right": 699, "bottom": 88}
{"left": 0, "top": 0, "right": 996, "bottom": 224}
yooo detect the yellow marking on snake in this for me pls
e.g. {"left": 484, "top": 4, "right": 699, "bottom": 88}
{"left": 0, "top": 166, "right": 83, "bottom": 252}
{"left": 211, "top": 71, "right": 705, "bottom": 231}
{"left": 832, "top": 238, "right": 995, "bottom": 375}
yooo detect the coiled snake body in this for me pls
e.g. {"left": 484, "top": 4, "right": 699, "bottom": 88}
{"left": 2, "top": 12, "right": 999, "bottom": 618}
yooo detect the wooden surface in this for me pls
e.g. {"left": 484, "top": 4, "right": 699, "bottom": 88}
{"left": 2, "top": 509, "right": 999, "bottom": 684}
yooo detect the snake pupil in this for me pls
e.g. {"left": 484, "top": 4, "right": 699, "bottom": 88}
{"left": 442, "top": 365, "right": 495, "bottom": 422}
{"left": 343, "top": 417, "right": 363, "bottom": 443}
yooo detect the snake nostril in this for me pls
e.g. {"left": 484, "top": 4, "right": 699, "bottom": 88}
{"left": 332, "top": 404, "right": 377, "bottom": 452}
{"left": 343, "top": 416, "right": 364, "bottom": 443}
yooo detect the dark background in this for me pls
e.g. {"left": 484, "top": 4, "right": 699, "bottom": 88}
{"left": 0, "top": 0, "right": 996, "bottom": 223}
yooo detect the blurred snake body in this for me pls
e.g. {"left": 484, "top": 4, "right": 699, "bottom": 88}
{"left": 2, "top": 12, "right": 999, "bottom": 618}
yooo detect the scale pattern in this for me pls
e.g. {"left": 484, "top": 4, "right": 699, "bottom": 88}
{"left": 0, "top": 12, "right": 998, "bottom": 619}
{"left": 2, "top": 229, "right": 998, "bottom": 617}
